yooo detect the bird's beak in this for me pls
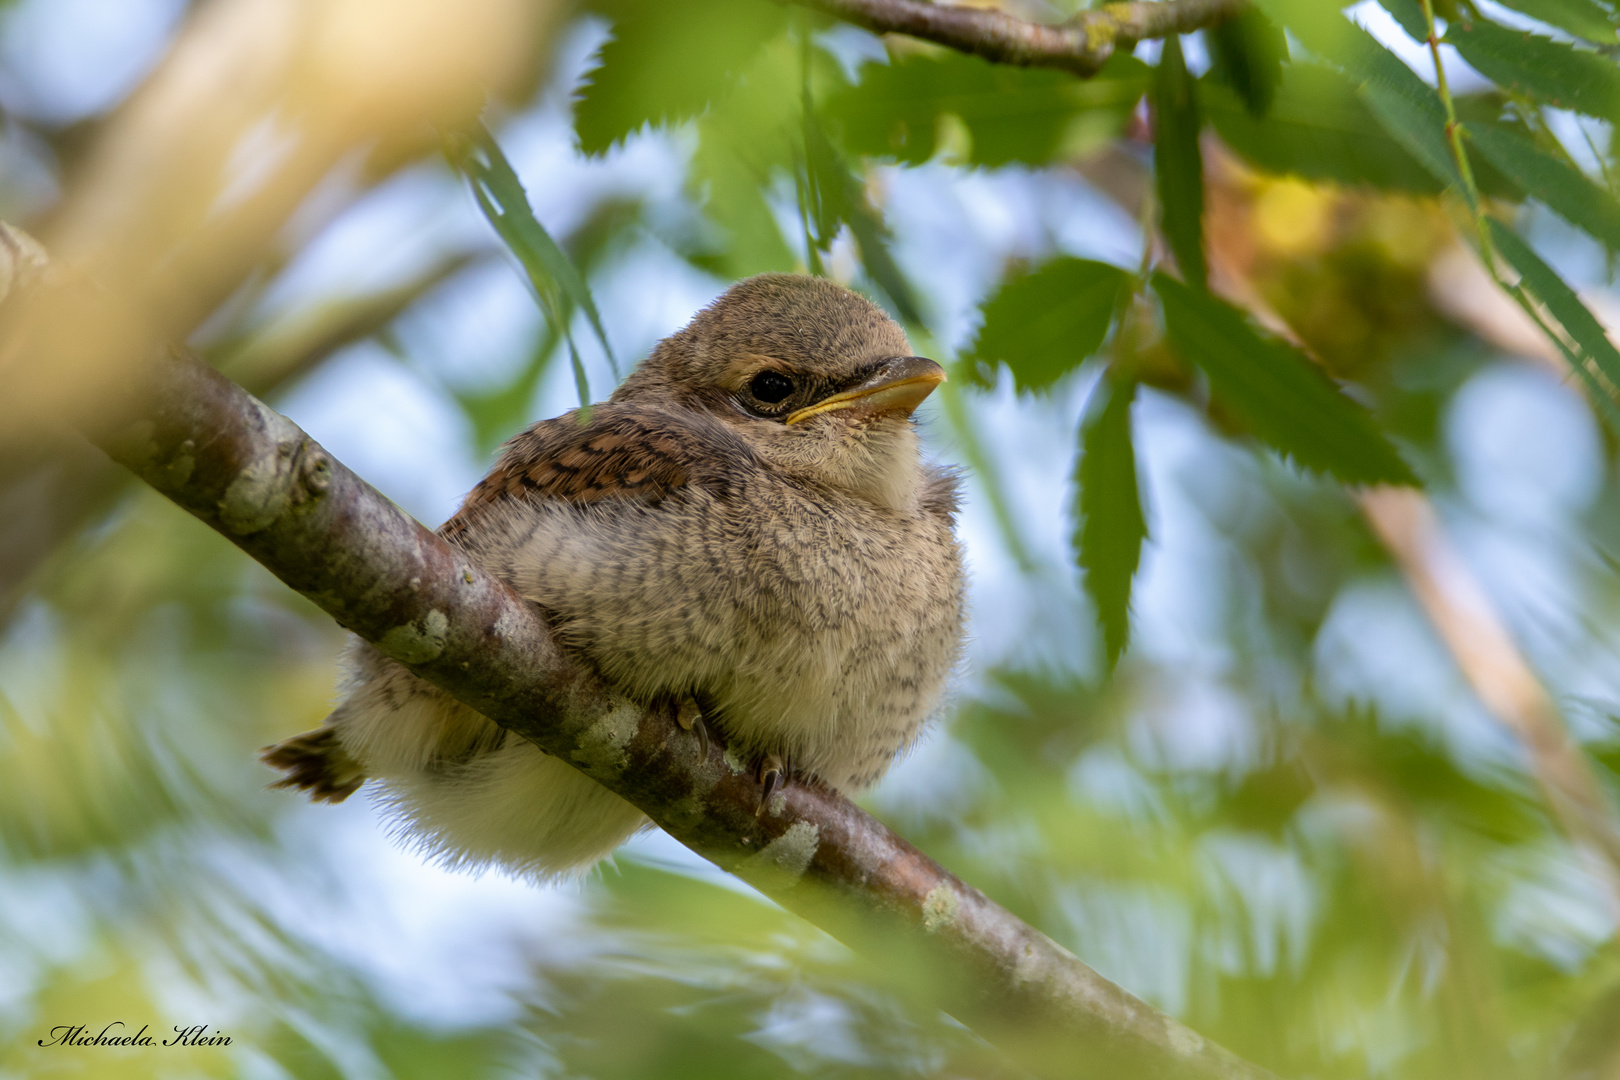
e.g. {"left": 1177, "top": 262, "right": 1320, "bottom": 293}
{"left": 784, "top": 356, "right": 946, "bottom": 426}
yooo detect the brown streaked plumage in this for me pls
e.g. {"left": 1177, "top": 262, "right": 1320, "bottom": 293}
{"left": 264, "top": 273, "right": 966, "bottom": 879}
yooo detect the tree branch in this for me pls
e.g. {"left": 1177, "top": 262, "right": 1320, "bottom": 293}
{"left": 67, "top": 347, "right": 1276, "bottom": 1080}
{"left": 795, "top": 0, "right": 1246, "bottom": 76}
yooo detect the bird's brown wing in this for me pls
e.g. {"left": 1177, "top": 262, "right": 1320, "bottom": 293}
{"left": 439, "top": 404, "right": 749, "bottom": 543}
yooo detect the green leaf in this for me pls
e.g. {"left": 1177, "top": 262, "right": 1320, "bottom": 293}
{"left": 687, "top": 146, "right": 797, "bottom": 278}
{"left": 1255, "top": 1, "right": 1462, "bottom": 191}
{"left": 1446, "top": 20, "right": 1620, "bottom": 123}
{"left": 1356, "top": 78, "right": 1463, "bottom": 193}
{"left": 802, "top": 97, "right": 851, "bottom": 252}
{"left": 574, "top": 0, "right": 789, "bottom": 155}
{"left": 1492, "top": 0, "right": 1618, "bottom": 43}
{"left": 1377, "top": 0, "right": 1429, "bottom": 41}
{"left": 1151, "top": 273, "right": 1417, "bottom": 484}
{"left": 448, "top": 127, "right": 620, "bottom": 405}
{"left": 1075, "top": 375, "right": 1147, "bottom": 672}
{"left": 1153, "top": 36, "right": 1207, "bottom": 290}
{"left": 1207, "top": 7, "right": 1289, "bottom": 118}
{"left": 459, "top": 125, "right": 619, "bottom": 378}
{"left": 826, "top": 50, "right": 1149, "bottom": 168}
{"left": 1467, "top": 121, "right": 1620, "bottom": 249}
{"left": 687, "top": 38, "right": 803, "bottom": 279}
{"left": 804, "top": 91, "right": 922, "bottom": 323}
{"left": 1203, "top": 63, "right": 1441, "bottom": 192}
{"left": 1489, "top": 219, "right": 1620, "bottom": 422}
{"left": 1249, "top": 0, "right": 1355, "bottom": 58}
{"left": 1256, "top": 0, "right": 1418, "bottom": 91}
{"left": 965, "top": 258, "right": 1131, "bottom": 392}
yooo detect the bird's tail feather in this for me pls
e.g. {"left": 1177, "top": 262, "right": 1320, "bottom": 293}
{"left": 261, "top": 723, "right": 366, "bottom": 803}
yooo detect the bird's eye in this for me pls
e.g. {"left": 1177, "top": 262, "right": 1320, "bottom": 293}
{"left": 748, "top": 370, "right": 795, "bottom": 405}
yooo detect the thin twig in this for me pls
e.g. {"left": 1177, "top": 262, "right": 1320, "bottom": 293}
{"left": 795, "top": 0, "right": 1246, "bottom": 77}
{"left": 1417, "top": 0, "right": 1489, "bottom": 246}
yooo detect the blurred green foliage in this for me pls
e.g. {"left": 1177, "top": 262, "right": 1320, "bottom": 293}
{"left": 5, "top": 0, "right": 1620, "bottom": 1077}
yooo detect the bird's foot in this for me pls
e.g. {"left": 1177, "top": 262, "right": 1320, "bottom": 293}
{"left": 756, "top": 753, "right": 786, "bottom": 817}
{"left": 673, "top": 697, "right": 709, "bottom": 760}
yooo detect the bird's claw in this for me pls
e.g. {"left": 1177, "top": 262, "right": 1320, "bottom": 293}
{"left": 757, "top": 754, "right": 785, "bottom": 817}
{"left": 674, "top": 698, "right": 709, "bottom": 760}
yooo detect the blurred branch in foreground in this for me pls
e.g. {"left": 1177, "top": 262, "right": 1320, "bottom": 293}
{"left": 797, "top": 0, "right": 1246, "bottom": 76}
{"left": 0, "top": 0, "right": 545, "bottom": 451}
{"left": 1360, "top": 486, "right": 1620, "bottom": 913}
{"left": 0, "top": 219, "right": 1275, "bottom": 1079}
{"left": 0, "top": 252, "right": 475, "bottom": 627}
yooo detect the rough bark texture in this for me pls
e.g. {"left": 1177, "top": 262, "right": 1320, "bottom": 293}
{"left": 797, "top": 0, "right": 1247, "bottom": 76}
{"left": 89, "top": 349, "right": 1277, "bottom": 1080}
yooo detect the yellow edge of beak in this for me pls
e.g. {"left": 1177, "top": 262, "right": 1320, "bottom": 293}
{"left": 784, "top": 364, "right": 946, "bottom": 426}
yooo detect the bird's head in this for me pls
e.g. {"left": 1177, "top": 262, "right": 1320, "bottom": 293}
{"left": 612, "top": 274, "right": 945, "bottom": 509}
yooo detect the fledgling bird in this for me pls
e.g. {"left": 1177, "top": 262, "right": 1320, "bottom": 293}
{"left": 263, "top": 273, "right": 965, "bottom": 878}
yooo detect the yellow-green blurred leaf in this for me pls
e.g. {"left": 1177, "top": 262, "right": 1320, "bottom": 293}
{"left": 575, "top": 0, "right": 789, "bottom": 155}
